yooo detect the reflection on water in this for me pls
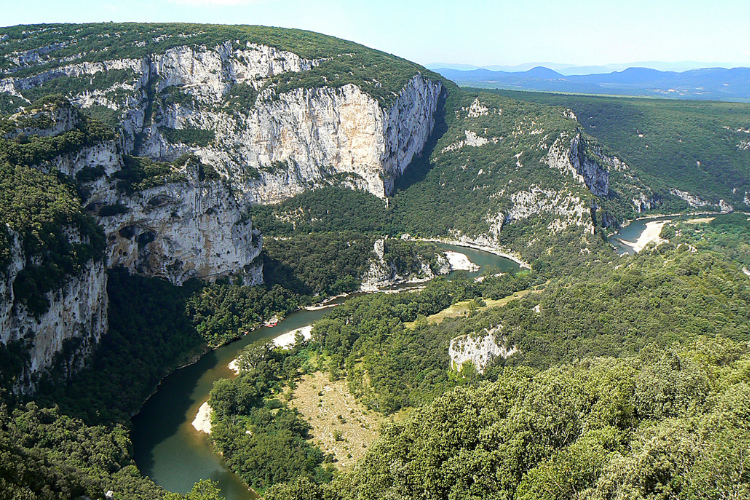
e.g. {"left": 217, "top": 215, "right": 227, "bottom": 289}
{"left": 131, "top": 244, "right": 520, "bottom": 499}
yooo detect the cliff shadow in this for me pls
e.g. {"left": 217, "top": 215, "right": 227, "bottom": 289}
{"left": 392, "top": 88, "right": 450, "bottom": 194}
{"left": 131, "top": 347, "right": 222, "bottom": 478}
{"left": 262, "top": 253, "right": 311, "bottom": 296}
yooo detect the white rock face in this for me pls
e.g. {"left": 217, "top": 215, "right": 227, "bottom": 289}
{"left": 3, "top": 42, "right": 442, "bottom": 202}
{"left": 0, "top": 230, "right": 108, "bottom": 392}
{"left": 360, "top": 239, "right": 399, "bottom": 292}
{"left": 670, "top": 188, "right": 710, "bottom": 208}
{"left": 97, "top": 175, "right": 262, "bottom": 286}
{"left": 360, "top": 238, "right": 444, "bottom": 291}
{"left": 200, "top": 76, "right": 440, "bottom": 203}
{"left": 506, "top": 186, "right": 588, "bottom": 232}
{"left": 198, "top": 75, "right": 440, "bottom": 203}
{"left": 466, "top": 98, "right": 490, "bottom": 117}
{"left": 151, "top": 42, "right": 322, "bottom": 103}
{"left": 632, "top": 193, "right": 659, "bottom": 213}
{"left": 441, "top": 130, "right": 500, "bottom": 153}
{"left": 546, "top": 132, "right": 609, "bottom": 197}
{"left": 449, "top": 326, "right": 516, "bottom": 374}
{"left": 719, "top": 199, "right": 734, "bottom": 213}
{"left": 1, "top": 58, "right": 144, "bottom": 93}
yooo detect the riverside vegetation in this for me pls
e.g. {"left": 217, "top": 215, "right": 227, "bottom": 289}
{"left": 0, "top": 22, "right": 749, "bottom": 500}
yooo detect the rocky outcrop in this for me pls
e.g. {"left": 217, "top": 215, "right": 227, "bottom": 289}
{"left": 1, "top": 100, "right": 79, "bottom": 139}
{"left": 449, "top": 326, "right": 516, "bottom": 374}
{"left": 0, "top": 230, "right": 108, "bottom": 392}
{"left": 506, "top": 187, "right": 588, "bottom": 229}
{"left": 547, "top": 131, "right": 610, "bottom": 197}
{"left": 441, "top": 130, "right": 500, "bottom": 153}
{"left": 359, "top": 238, "right": 447, "bottom": 291}
{"left": 147, "top": 74, "right": 441, "bottom": 203}
{"left": 668, "top": 189, "right": 734, "bottom": 212}
{"left": 97, "top": 172, "right": 263, "bottom": 285}
{"left": 669, "top": 188, "right": 710, "bottom": 208}
{"left": 632, "top": 193, "right": 660, "bottom": 213}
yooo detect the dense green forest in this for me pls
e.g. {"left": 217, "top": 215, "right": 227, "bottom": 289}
{"left": 1, "top": 22, "right": 749, "bottom": 500}
{"left": 209, "top": 340, "right": 335, "bottom": 492}
{"left": 267, "top": 337, "right": 750, "bottom": 499}
{"left": 663, "top": 212, "right": 750, "bottom": 268}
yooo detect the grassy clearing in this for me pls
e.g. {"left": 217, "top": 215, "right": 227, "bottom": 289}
{"left": 684, "top": 217, "right": 716, "bottom": 224}
{"left": 287, "top": 371, "right": 383, "bottom": 469}
{"left": 404, "top": 290, "right": 533, "bottom": 329}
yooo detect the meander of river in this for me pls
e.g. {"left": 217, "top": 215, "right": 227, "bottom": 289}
{"left": 131, "top": 243, "right": 520, "bottom": 499}
{"left": 132, "top": 216, "right": 739, "bottom": 499}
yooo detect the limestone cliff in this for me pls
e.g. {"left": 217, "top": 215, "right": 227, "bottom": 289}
{"left": 0, "top": 26, "right": 443, "bottom": 390}
{"left": 546, "top": 130, "right": 609, "bottom": 198}
{"left": 0, "top": 230, "right": 108, "bottom": 392}
{"left": 94, "top": 160, "right": 263, "bottom": 285}
{"left": 2, "top": 36, "right": 443, "bottom": 203}
{"left": 0, "top": 97, "right": 262, "bottom": 390}
{"left": 359, "top": 238, "right": 449, "bottom": 291}
{"left": 449, "top": 325, "right": 516, "bottom": 374}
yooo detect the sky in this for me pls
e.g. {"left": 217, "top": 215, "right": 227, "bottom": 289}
{"left": 3, "top": 0, "right": 750, "bottom": 69}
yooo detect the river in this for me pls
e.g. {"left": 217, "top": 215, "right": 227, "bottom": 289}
{"left": 608, "top": 212, "right": 734, "bottom": 255}
{"left": 131, "top": 243, "right": 520, "bottom": 499}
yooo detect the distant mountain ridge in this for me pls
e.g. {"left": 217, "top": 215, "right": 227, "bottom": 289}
{"left": 426, "top": 61, "right": 741, "bottom": 75}
{"left": 432, "top": 65, "right": 750, "bottom": 101}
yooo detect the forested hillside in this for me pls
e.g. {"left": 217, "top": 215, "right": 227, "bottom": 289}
{"left": 0, "top": 23, "right": 436, "bottom": 108}
{"left": 492, "top": 89, "right": 750, "bottom": 209}
{"left": 268, "top": 337, "right": 750, "bottom": 499}
{"left": 0, "top": 22, "right": 748, "bottom": 500}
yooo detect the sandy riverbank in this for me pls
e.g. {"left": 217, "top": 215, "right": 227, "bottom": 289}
{"left": 619, "top": 220, "right": 670, "bottom": 253}
{"left": 272, "top": 325, "right": 313, "bottom": 349}
{"left": 413, "top": 237, "right": 530, "bottom": 269}
{"left": 444, "top": 250, "right": 480, "bottom": 272}
{"left": 191, "top": 401, "right": 213, "bottom": 434}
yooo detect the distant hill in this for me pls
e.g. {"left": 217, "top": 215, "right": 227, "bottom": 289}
{"left": 433, "top": 66, "right": 750, "bottom": 102}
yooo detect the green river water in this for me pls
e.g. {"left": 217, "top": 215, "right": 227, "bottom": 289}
{"left": 131, "top": 243, "right": 521, "bottom": 499}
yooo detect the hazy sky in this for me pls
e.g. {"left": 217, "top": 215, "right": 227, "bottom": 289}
{"left": 3, "top": 0, "right": 750, "bottom": 68}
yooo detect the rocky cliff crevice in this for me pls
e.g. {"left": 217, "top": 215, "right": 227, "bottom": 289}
{"left": 546, "top": 130, "right": 610, "bottom": 198}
